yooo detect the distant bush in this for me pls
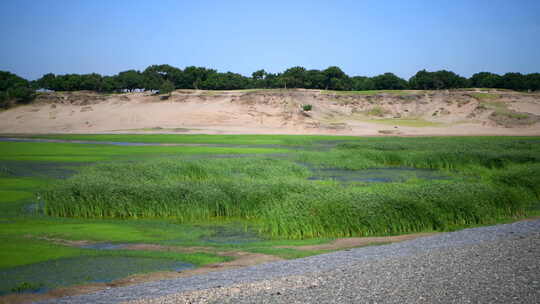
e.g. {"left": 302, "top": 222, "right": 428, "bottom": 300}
{"left": 302, "top": 104, "right": 312, "bottom": 111}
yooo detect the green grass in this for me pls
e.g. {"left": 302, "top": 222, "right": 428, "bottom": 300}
{"left": 22, "top": 134, "right": 359, "bottom": 146}
{"left": 0, "top": 218, "right": 216, "bottom": 243}
{"left": 0, "top": 236, "right": 228, "bottom": 269}
{"left": 0, "top": 141, "right": 288, "bottom": 162}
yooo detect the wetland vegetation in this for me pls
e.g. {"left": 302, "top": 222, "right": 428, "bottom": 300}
{"left": 1, "top": 134, "right": 539, "bottom": 297}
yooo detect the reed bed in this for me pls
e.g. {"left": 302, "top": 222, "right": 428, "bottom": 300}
{"left": 43, "top": 137, "right": 540, "bottom": 239}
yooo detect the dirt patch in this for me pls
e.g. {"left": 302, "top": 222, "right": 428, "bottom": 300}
{"left": 278, "top": 232, "right": 437, "bottom": 251}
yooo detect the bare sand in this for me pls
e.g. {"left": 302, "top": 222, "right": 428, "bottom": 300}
{"left": 1, "top": 89, "right": 539, "bottom": 136}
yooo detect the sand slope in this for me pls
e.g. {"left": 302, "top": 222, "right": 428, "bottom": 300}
{"left": 1, "top": 89, "right": 540, "bottom": 136}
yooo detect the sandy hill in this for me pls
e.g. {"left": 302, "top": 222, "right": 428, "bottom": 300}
{"left": 1, "top": 89, "right": 540, "bottom": 136}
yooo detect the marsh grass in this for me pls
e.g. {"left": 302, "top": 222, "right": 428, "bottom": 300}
{"left": 42, "top": 136, "right": 540, "bottom": 239}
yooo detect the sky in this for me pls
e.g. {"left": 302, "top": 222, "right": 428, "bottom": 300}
{"left": 1, "top": 0, "right": 539, "bottom": 80}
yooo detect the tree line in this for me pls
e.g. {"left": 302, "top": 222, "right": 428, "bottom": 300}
{"left": 1, "top": 65, "right": 539, "bottom": 108}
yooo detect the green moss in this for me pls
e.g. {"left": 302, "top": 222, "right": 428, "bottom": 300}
{"left": 0, "top": 237, "right": 89, "bottom": 269}
{"left": 25, "top": 134, "right": 359, "bottom": 146}
{"left": 0, "top": 236, "right": 228, "bottom": 269}
{"left": 0, "top": 141, "right": 289, "bottom": 162}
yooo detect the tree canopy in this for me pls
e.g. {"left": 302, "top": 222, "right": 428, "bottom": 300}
{"left": 0, "top": 71, "right": 35, "bottom": 108}
{"left": 0, "top": 65, "right": 537, "bottom": 109}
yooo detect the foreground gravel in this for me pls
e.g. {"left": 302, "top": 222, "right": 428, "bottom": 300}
{"left": 43, "top": 220, "right": 540, "bottom": 304}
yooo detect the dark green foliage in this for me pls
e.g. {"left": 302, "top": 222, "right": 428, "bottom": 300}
{"left": 501, "top": 72, "right": 526, "bottom": 91}
{"left": 0, "top": 71, "right": 35, "bottom": 108}
{"left": 322, "top": 66, "right": 351, "bottom": 90}
{"left": 159, "top": 80, "right": 175, "bottom": 95}
{"left": 470, "top": 72, "right": 503, "bottom": 88}
{"left": 409, "top": 69, "right": 468, "bottom": 90}
{"left": 6, "top": 65, "right": 540, "bottom": 100}
{"left": 179, "top": 66, "right": 217, "bottom": 89}
{"left": 302, "top": 104, "right": 313, "bottom": 111}
{"left": 281, "top": 66, "right": 308, "bottom": 89}
{"left": 116, "top": 70, "right": 144, "bottom": 91}
{"left": 525, "top": 73, "right": 540, "bottom": 91}
{"left": 200, "top": 72, "right": 250, "bottom": 90}
{"left": 0, "top": 71, "right": 29, "bottom": 91}
{"left": 351, "top": 76, "right": 375, "bottom": 90}
{"left": 372, "top": 73, "right": 408, "bottom": 90}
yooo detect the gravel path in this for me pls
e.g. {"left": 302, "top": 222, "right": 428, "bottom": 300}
{"left": 42, "top": 220, "right": 540, "bottom": 304}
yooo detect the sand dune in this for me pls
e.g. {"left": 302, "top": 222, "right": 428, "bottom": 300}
{"left": 1, "top": 89, "right": 539, "bottom": 136}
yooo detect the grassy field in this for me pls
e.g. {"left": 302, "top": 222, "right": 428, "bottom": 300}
{"left": 1, "top": 134, "right": 539, "bottom": 294}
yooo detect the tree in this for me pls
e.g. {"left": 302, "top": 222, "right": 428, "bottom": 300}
{"left": 351, "top": 76, "right": 375, "bottom": 91}
{"left": 305, "top": 70, "right": 325, "bottom": 89}
{"left": 372, "top": 73, "right": 408, "bottom": 90}
{"left": 281, "top": 66, "right": 307, "bottom": 88}
{"left": 179, "top": 66, "right": 216, "bottom": 89}
{"left": 501, "top": 73, "right": 526, "bottom": 91}
{"left": 409, "top": 70, "right": 467, "bottom": 90}
{"left": 0, "top": 71, "right": 28, "bottom": 91}
{"left": 80, "top": 73, "right": 103, "bottom": 91}
{"left": 323, "top": 66, "right": 350, "bottom": 90}
{"left": 469, "top": 72, "right": 502, "bottom": 88}
{"left": 525, "top": 73, "right": 540, "bottom": 91}
{"left": 143, "top": 64, "right": 183, "bottom": 89}
{"left": 117, "top": 70, "right": 143, "bottom": 91}
{"left": 36, "top": 73, "right": 57, "bottom": 90}
{"left": 102, "top": 76, "right": 120, "bottom": 92}
{"left": 251, "top": 69, "right": 267, "bottom": 89}
{"left": 159, "top": 80, "right": 175, "bottom": 94}
{"left": 201, "top": 72, "right": 250, "bottom": 90}
{"left": 0, "top": 71, "right": 35, "bottom": 107}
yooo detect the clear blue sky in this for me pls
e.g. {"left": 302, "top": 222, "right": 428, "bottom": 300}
{"left": 1, "top": 0, "right": 539, "bottom": 80}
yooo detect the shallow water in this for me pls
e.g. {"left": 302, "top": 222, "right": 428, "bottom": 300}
{"left": 308, "top": 167, "right": 449, "bottom": 183}
{"left": 0, "top": 256, "right": 193, "bottom": 295}
{"left": 0, "top": 161, "right": 82, "bottom": 179}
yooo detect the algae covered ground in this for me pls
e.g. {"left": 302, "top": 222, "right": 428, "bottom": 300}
{"left": 1, "top": 134, "right": 539, "bottom": 297}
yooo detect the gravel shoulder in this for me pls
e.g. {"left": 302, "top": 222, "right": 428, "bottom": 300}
{"left": 41, "top": 220, "right": 540, "bottom": 304}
